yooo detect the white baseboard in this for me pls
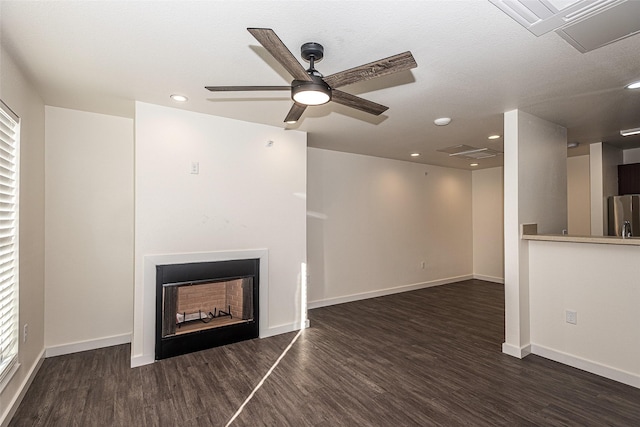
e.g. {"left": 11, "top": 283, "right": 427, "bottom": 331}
{"left": 531, "top": 344, "right": 640, "bottom": 389}
{"left": 0, "top": 349, "right": 45, "bottom": 427}
{"left": 130, "top": 353, "right": 155, "bottom": 368}
{"left": 261, "top": 318, "right": 310, "bottom": 338}
{"left": 45, "top": 333, "right": 131, "bottom": 358}
{"left": 308, "top": 274, "right": 474, "bottom": 310}
{"left": 502, "top": 342, "right": 532, "bottom": 359}
{"left": 473, "top": 274, "right": 504, "bottom": 284}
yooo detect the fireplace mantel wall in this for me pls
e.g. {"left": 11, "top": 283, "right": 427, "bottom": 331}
{"left": 133, "top": 102, "right": 307, "bottom": 367}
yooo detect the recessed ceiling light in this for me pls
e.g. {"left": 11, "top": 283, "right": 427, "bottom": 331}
{"left": 410, "top": 153, "right": 420, "bottom": 157}
{"left": 470, "top": 163, "right": 479, "bottom": 167}
{"left": 626, "top": 81, "right": 640, "bottom": 89}
{"left": 567, "top": 142, "right": 580, "bottom": 148}
{"left": 170, "top": 94, "right": 188, "bottom": 102}
{"left": 285, "top": 120, "right": 297, "bottom": 124}
{"left": 620, "top": 127, "right": 640, "bottom": 136}
{"left": 434, "top": 117, "right": 451, "bottom": 126}
{"left": 488, "top": 134, "right": 501, "bottom": 140}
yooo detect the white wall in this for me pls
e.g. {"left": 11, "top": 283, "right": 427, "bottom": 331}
{"left": 133, "top": 103, "right": 306, "bottom": 366}
{"left": 307, "top": 148, "right": 472, "bottom": 307}
{"left": 623, "top": 147, "right": 640, "bottom": 164}
{"left": 503, "top": 109, "right": 567, "bottom": 358}
{"left": 472, "top": 167, "right": 504, "bottom": 282}
{"left": 517, "top": 115, "right": 568, "bottom": 235}
{"left": 567, "top": 155, "right": 590, "bottom": 235}
{"left": 44, "top": 107, "right": 134, "bottom": 353}
{"left": 0, "top": 46, "right": 46, "bottom": 425}
{"left": 529, "top": 240, "right": 640, "bottom": 388}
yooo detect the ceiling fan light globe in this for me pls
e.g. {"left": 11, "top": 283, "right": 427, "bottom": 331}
{"left": 293, "top": 90, "right": 330, "bottom": 105}
{"left": 291, "top": 79, "right": 331, "bottom": 106}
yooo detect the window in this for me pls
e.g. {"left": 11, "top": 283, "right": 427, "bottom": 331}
{"left": 0, "top": 99, "right": 19, "bottom": 385}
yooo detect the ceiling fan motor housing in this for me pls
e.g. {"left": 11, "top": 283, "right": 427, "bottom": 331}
{"left": 301, "top": 42, "right": 324, "bottom": 62}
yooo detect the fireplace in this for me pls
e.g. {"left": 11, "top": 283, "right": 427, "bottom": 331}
{"left": 155, "top": 258, "right": 259, "bottom": 360}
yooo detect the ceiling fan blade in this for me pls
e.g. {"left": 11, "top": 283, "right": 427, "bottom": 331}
{"left": 205, "top": 86, "right": 290, "bottom": 91}
{"left": 331, "top": 90, "right": 389, "bottom": 116}
{"left": 247, "top": 28, "right": 312, "bottom": 82}
{"left": 284, "top": 103, "right": 307, "bottom": 123}
{"left": 324, "top": 51, "right": 417, "bottom": 89}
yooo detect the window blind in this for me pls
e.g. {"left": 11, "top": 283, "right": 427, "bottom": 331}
{"left": 0, "top": 100, "right": 18, "bottom": 384}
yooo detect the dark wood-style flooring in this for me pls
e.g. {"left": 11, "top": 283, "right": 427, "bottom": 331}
{"left": 9, "top": 280, "right": 640, "bottom": 426}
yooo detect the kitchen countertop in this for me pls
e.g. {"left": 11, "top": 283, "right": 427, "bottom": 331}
{"left": 521, "top": 224, "right": 640, "bottom": 246}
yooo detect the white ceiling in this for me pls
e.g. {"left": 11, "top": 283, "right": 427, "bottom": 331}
{"left": 2, "top": 0, "right": 640, "bottom": 170}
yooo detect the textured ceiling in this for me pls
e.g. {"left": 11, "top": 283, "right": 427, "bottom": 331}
{"left": 1, "top": 0, "right": 640, "bottom": 169}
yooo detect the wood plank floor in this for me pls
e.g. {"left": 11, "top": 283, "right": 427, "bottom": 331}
{"left": 9, "top": 280, "right": 640, "bottom": 426}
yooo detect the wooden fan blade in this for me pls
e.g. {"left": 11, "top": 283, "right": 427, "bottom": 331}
{"left": 284, "top": 103, "right": 307, "bottom": 123}
{"left": 324, "top": 51, "right": 417, "bottom": 89}
{"left": 205, "top": 86, "right": 290, "bottom": 91}
{"left": 331, "top": 90, "right": 389, "bottom": 115}
{"left": 247, "top": 28, "right": 312, "bottom": 82}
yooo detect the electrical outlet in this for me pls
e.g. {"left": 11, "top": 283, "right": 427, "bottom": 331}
{"left": 23, "top": 323, "right": 28, "bottom": 342}
{"left": 565, "top": 310, "right": 577, "bottom": 325}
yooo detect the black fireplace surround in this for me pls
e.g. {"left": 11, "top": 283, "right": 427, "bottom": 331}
{"left": 155, "top": 258, "right": 259, "bottom": 360}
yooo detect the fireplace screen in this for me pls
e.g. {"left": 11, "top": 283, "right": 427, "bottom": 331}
{"left": 161, "top": 277, "right": 254, "bottom": 338}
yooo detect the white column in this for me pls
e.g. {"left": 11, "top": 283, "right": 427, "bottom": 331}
{"left": 503, "top": 109, "right": 567, "bottom": 358}
{"left": 590, "top": 142, "right": 622, "bottom": 236}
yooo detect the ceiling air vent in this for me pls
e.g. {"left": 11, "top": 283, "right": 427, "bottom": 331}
{"left": 437, "top": 145, "right": 503, "bottom": 160}
{"left": 490, "top": 0, "right": 640, "bottom": 52}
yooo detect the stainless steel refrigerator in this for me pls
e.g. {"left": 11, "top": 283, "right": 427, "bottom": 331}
{"left": 608, "top": 195, "right": 640, "bottom": 236}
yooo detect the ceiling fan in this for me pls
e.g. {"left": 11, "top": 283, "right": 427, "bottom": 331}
{"left": 205, "top": 28, "right": 417, "bottom": 123}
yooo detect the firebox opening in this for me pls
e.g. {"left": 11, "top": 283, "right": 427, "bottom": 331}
{"left": 162, "top": 277, "right": 254, "bottom": 337}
